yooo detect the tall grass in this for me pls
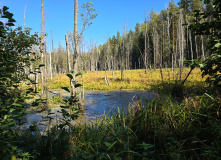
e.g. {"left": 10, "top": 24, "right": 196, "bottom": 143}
{"left": 15, "top": 92, "right": 220, "bottom": 159}
{"left": 67, "top": 94, "right": 220, "bottom": 159}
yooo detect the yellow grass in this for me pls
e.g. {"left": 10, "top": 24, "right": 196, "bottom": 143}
{"left": 48, "top": 68, "right": 208, "bottom": 93}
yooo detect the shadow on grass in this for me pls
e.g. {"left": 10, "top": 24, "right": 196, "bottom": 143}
{"left": 149, "top": 80, "right": 212, "bottom": 97}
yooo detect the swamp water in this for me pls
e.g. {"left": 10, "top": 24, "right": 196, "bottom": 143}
{"left": 24, "top": 90, "right": 157, "bottom": 130}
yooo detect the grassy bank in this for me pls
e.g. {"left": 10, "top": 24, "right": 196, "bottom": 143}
{"left": 12, "top": 92, "right": 221, "bottom": 159}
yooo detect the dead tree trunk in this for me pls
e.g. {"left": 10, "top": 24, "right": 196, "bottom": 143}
{"left": 40, "top": 0, "right": 44, "bottom": 98}
{"left": 65, "top": 34, "right": 74, "bottom": 97}
{"left": 144, "top": 15, "right": 148, "bottom": 73}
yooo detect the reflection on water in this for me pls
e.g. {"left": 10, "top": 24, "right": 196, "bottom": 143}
{"left": 82, "top": 90, "right": 157, "bottom": 121}
{"left": 24, "top": 90, "right": 157, "bottom": 130}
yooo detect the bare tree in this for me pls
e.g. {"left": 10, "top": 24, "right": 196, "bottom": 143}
{"left": 49, "top": 51, "right": 52, "bottom": 80}
{"left": 167, "top": 8, "right": 171, "bottom": 69}
{"left": 144, "top": 14, "right": 148, "bottom": 73}
{"left": 51, "top": 30, "right": 56, "bottom": 74}
{"left": 73, "top": 0, "right": 79, "bottom": 74}
{"left": 24, "top": 5, "right": 26, "bottom": 32}
{"left": 121, "top": 26, "right": 126, "bottom": 81}
{"left": 65, "top": 34, "right": 75, "bottom": 96}
{"left": 189, "top": 30, "right": 193, "bottom": 61}
{"left": 40, "top": 0, "right": 44, "bottom": 98}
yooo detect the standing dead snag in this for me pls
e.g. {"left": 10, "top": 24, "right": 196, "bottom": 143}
{"left": 65, "top": 34, "right": 74, "bottom": 97}
{"left": 40, "top": 0, "right": 44, "bottom": 99}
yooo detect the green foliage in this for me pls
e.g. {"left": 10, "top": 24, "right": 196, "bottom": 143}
{"left": 190, "top": 0, "right": 221, "bottom": 88}
{"left": 80, "top": 2, "right": 98, "bottom": 37}
{"left": 50, "top": 96, "right": 66, "bottom": 103}
{"left": 80, "top": 2, "right": 98, "bottom": 28}
{"left": 0, "top": 6, "right": 39, "bottom": 159}
{"left": 65, "top": 94, "right": 221, "bottom": 159}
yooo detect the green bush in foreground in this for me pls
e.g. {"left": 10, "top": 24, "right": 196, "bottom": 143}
{"left": 0, "top": 6, "right": 40, "bottom": 160}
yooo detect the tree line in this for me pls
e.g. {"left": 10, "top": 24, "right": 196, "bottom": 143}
{"left": 36, "top": 0, "right": 216, "bottom": 79}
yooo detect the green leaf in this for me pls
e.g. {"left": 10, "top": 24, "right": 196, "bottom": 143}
{"left": 199, "top": 63, "right": 205, "bottom": 68}
{"left": 60, "top": 105, "right": 69, "bottom": 109}
{"left": 10, "top": 108, "right": 15, "bottom": 112}
{"left": 76, "top": 72, "right": 82, "bottom": 76}
{"left": 75, "top": 84, "right": 82, "bottom": 88}
{"left": 12, "top": 103, "right": 22, "bottom": 107}
{"left": 4, "top": 115, "right": 8, "bottom": 120}
{"left": 66, "top": 73, "right": 73, "bottom": 79}
{"left": 61, "top": 87, "right": 70, "bottom": 92}
{"left": 107, "top": 141, "right": 118, "bottom": 151}
{"left": 39, "top": 64, "right": 45, "bottom": 67}
{"left": 104, "top": 142, "right": 111, "bottom": 148}
{"left": 215, "top": 43, "right": 221, "bottom": 48}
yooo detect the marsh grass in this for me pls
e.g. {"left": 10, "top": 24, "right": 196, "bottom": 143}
{"left": 9, "top": 68, "right": 220, "bottom": 159}
{"left": 48, "top": 68, "right": 208, "bottom": 96}
{"left": 15, "top": 92, "right": 220, "bottom": 159}
{"left": 66, "top": 94, "right": 220, "bottom": 159}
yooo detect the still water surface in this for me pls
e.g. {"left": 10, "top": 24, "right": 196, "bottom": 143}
{"left": 24, "top": 90, "right": 157, "bottom": 130}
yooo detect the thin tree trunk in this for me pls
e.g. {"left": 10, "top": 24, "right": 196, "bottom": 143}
{"left": 35, "top": 68, "right": 38, "bottom": 93}
{"left": 66, "top": 35, "right": 72, "bottom": 73}
{"left": 44, "top": 14, "right": 47, "bottom": 78}
{"left": 153, "top": 27, "right": 156, "bottom": 68}
{"left": 51, "top": 30, "right": 56, "bottom": 75}
{"left": 73, "top": 0, "right": 79, "bottom": 74}
{"left": 111, "top": 56, "right": 115, "bottom": 80}
{"left": 40, "top": 0, "right": 44, "bottom": 98}
{"left": 189, "top": 30, "right": 193, "bottom": 60}
{"left": 167, "top": 9, "right": 171, "bottom": 68}
{"left": 173, "top": 15, "right": 175, "bottom": 71}
{"left": 24, "top": 5, "right": 26, "bottom": 32}
{"left": 162, "top": 23, "right": 164, "bottom": 68}
{"left": 181, "top": 13, "right": 184, "bottom": 68}
{"left": 201, "top": 35, "right": 205, "bottom": 61}
{"left": 200, "top": 14, "right": 205, "bottom": 61}
{"left": 147, "top": 30, "right": 150, "bottom": 68}
{"left": 72, "top": 0, "right": 79, "bottom": 97}
{"left": 144, "top": 15, "right": 148, "bottom": 74}
{"left": 105, "top": 62, "right": 109, "bottom": 85}
{"left": 49, "top": 52, "right": 52, "bottom": 80}
{"left": 65, "top": 34, "right": 74, "bottom": 97}
{"left": 195, "top": 18, "right": 198, "bottom": 60}
{"left": 121, "top": 26, "right": 125, "bottom": 81}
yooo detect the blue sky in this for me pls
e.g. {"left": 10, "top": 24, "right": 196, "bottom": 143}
{"left": 1, "top": 0, "right": 180, "bottom": 52}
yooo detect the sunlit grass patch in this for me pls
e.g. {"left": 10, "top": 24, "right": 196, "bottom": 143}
{"left": 47, "top": 74, "right": 70, "bottom": 90}
{"left": 49, "top": 68, "right": 208, "bottom": 95}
